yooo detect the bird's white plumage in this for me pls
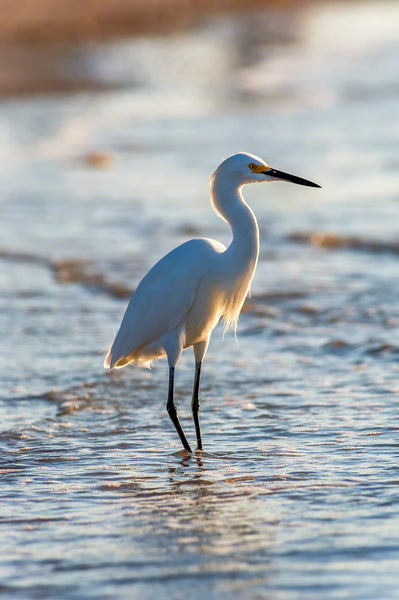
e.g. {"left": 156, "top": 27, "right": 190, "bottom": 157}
{"left": 104, "top": 238, "right": 226, "bottom": 368}
{"left": 104, "top": 152, "right": 268, "bottom": 371}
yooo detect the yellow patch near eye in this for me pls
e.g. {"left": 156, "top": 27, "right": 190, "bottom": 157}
{"left": 249, "top": 163, "right": 270, "bottom": 173}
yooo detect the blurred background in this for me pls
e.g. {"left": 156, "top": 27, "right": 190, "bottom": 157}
{"left": 2, "top": 0, "right": 399, "bottom": 392}
{"left": 2, "top": 1, "right": 399, "bottom": 599}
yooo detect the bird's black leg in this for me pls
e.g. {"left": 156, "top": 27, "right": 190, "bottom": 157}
{"left": 167, "top": 366, "right": 192, "bottom": 453}
{"left": 192, "top": 361, "right": 203, "bottom": 450}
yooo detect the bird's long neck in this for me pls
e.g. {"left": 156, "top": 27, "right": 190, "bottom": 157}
{"left": 211, "top": 174, "right": 259, "bottom": 269}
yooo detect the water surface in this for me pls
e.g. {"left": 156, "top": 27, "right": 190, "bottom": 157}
{"left": 2, "top": 2, "right": 399, "bottom": 598}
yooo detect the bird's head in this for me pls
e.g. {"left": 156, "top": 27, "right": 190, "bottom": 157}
{"left": 214, "top": 152, "right": 321, "bottom": 188}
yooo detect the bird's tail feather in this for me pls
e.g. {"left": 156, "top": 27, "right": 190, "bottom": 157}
{"left": 104, "top": 346, "right": 154, "bottom": 370}
{"left": 103, "top": 347, "right": 113, "bottom": 369}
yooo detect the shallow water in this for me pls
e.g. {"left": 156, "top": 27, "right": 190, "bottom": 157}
{"left": 2, "top": 1, "right": 399, "bottom": 598}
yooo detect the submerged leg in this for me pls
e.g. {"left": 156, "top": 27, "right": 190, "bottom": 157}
{"left": 167, "top": 366, "right": 192, "bottom": 453}
{"left": 192, "top": 361, "right": 202, "bottom": 450}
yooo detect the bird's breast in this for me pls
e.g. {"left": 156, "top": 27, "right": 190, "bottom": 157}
{"left": 183, "top": 279, "right": 225, "bottom": 346}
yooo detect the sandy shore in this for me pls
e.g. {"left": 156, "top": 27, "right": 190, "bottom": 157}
{"left": 0, "top": 0, "right": 304, "bottom": 43}
{"left": 0, "top": 0, "right": 307, "bottom": 96}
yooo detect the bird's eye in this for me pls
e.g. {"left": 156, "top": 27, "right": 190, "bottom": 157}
{"left": 249, "top": 163, "right": 257, "bottom": 171}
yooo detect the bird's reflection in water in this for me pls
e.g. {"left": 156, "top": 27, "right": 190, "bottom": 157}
{"left": 162, "top": 451, "right": 276, "bottom": 559}
{"left": 168, "top": 449, "right": 207, "bottom": 479}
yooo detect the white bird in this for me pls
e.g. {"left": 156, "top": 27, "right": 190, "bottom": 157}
{"left": 104, "top": 152, "right": 320, "bottom": 452}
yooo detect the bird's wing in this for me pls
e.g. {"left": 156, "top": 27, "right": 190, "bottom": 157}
{"left": 106, "top": 239, "right": 221, "bottom": 368}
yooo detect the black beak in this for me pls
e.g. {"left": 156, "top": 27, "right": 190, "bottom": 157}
{"left": 265, "top": 168, "right": 321, "bottom": 188}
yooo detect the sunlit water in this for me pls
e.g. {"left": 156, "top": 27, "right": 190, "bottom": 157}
{"left": 2, "top": 1, "right": 399, "bottom": 598}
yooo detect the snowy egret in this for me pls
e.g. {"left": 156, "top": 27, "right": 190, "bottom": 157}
{"left": 104, "top": 152, "right": 320, "bottom": 452}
